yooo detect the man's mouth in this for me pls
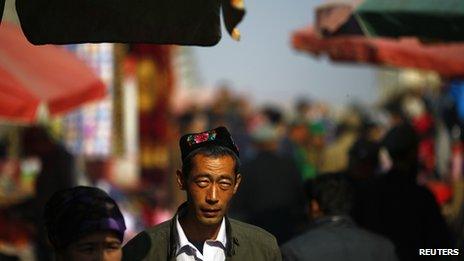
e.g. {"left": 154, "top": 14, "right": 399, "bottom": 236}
{"left": 200, "top": 208, "right": 221, "bottom": 217}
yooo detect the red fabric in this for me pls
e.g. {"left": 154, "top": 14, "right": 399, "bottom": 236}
{"left": 426, "top": 181, "right": 453, "bottom": 206}
{"left": 131, "top": 44, "right": 174, "bottom": 142}
{"left": 412, "top": 114, "right": 434, "bottom": 135}
{"left": 292, "top": 26, "right": 464, "bottom": 77}
{"left": 0, "top": 213, "right": 31, "bottom": 245}
{"left": 0, "top": 22, "right": 106, "bottom": 123}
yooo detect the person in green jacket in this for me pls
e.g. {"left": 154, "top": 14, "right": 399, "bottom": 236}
{"left": 123, "top": 126, "right": 281, "bottom": 261}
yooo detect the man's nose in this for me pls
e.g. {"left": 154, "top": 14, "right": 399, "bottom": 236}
{"left": 206, "top": 185, "right": 219, "bottom": 204}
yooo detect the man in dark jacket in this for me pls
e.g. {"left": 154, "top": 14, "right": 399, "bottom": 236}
{"left": 230, "top": 123, "right": 306, "bottom": 245}
{"left": 355, "top": 123, "right": 454, "bottom": 261}
{"left": 123, "top": 126, "right": 281, "bottom": 261}
{"left": 281, "top": 174, "right": 398, "bottom": 261}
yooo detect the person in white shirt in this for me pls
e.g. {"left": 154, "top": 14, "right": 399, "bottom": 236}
{"left": 123, "top": 126, "right": 281, "bottom": 261}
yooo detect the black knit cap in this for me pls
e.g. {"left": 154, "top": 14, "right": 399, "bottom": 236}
{"left": 43, "top": 186, "right": 126, "bottom": 249}
{"left": 179, "top": 126, "right": 239, "bottom": 162}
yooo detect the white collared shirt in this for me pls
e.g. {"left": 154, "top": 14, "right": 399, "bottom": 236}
{"left": 175, "top": 216, "right": 227, "bottom": 261}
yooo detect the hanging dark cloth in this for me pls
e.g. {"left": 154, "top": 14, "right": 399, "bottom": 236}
{"left": 0, "top": 0, "right": 5, "bottom": 25}
{"left": 15, "top": 0, "right": 245, "bottom": 46}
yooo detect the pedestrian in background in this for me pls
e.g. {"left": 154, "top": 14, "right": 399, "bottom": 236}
{"left": 281, "top": 174, "right": 398, "bottom": 261}
{"left": 355, "top": 123, "right": 454, "bottom": 260}
{"left": 44, "top": 186, "right": 126, "bottom": 261}
{"left": 230, "top": 123, "right": 306, "bottom": 245}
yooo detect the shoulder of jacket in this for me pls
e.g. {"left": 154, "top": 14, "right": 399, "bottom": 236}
{"left": 122, "top": 220, "right": 172, "bottom": 261}
{"left": 126, "top": 220, "right": 172, "bottom": 246}
{"left": 282, "top": 228, "right": 321, "bottom": 249}
{"left": 145, "top": 220, "right": 172, "bottom": 235}
{"left": 358, "top": 228, "right": 396, "bottom": 247}
{"left": 229, "top": 218, "right": 278, "bottom": 245}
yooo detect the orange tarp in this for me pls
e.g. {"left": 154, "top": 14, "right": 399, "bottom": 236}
{"left": 292, "top": 26, "right": 464, "bottom": 78}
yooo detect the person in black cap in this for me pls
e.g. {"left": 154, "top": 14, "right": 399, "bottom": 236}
{"left": 122, "top": 126, "right": 281, "bottom": 261}
{"left": 44, "top": 186, "right": 126, "bottom": 261}
{"left": 354, "top": 123, "right": 455, "bottom": 261}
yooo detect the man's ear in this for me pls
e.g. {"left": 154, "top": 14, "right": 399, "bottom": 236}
{"left": 233, "top": 173, "right": 242, "bottom": 194}
{"left": 176, "top": 170, "right": 186, "bottom": 190}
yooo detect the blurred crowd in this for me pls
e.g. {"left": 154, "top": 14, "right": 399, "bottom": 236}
{"left": 176, "top": 85, "right": 464, "bottom": 260}
{"left": 0, "top": 84, "right": 463, "bottom": 260}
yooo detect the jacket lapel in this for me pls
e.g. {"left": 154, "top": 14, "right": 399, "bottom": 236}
{"left": 168, "top": 203, "right": 239, "bottom": 260}
{"left": 225, "top": 217, "right": 240, "bottom": 260}
{"left": 168, "top": 214, "right": 178, "bottom": 260}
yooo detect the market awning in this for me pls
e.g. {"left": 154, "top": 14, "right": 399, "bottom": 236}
{"left": 315, "top": 0, "right": 363, "bottom": 36}
{"left": 292, "top": 26, "right": 464, "bottom": 77}
{"left": 315, "top": 0, "right": 464, "bottom": 42}
{"left": 14, "top": 0, "right": 245, "bottom": 46}
{"left": 0, "top": 23, "right": 106, "bottom": 124}
{"left": 355, "top": 0, "right": 464, "bottom": 42}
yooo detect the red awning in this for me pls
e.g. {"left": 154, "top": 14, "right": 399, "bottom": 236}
{"left": 0, "top": 23, "right": 106, "bottom": 123}
{"left": 292, "top": 26, "right": 464, "bottom": 78}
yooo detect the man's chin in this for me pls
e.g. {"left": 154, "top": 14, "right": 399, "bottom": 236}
{"left": 197, "top": 216, "right": 223, "bottom": 226}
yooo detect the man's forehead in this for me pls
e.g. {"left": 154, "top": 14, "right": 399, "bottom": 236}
{"left": 192, "top": 154, "right": 234, "bottom": 164}
{"left": 190, "top": 154, "right": 235, "bottom": 173}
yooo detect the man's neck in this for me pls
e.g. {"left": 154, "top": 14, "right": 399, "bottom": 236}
{"left": 178, "top": 210, "right": 222, "bottom": 243}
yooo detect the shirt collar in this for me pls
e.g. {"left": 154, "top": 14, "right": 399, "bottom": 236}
{"left": 213, "top": 218, "right": 227, "bottom": 247}
{"left": 175, "top": 216, "right": 192, "bottom": 252}
{"left": 175, "top": 216, "right": 227, "bottom": 252}
{"left": 168, "top": 202, "right": 237, "bottom": 258}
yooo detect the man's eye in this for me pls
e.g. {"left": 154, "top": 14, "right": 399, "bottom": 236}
{"left": 78, "top": 246, "right": 95, "bottom": 254}
{"left": 106, "top": 243, "right": 121, "bottom": 251}
{"left": 196, "top": 180, "right": 209, "bottom": 187}
{"left": 219, "top": 181, "right": 232, "bottom": 189}
{"left": 107, "top": 242, "right": 121, "bottom": 248}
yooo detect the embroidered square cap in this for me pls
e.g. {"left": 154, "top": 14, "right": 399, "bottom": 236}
{"left": 179, "top": 126, "right": 239, "bottom": 162}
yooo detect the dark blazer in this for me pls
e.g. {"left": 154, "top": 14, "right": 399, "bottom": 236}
{"left": 230, "top": 151, "right": 306, "bottom": 245}
{"left": 123, "top": 210, "right": 281, "bottom": 261}
{"left": 281, "top": 216, "right": 398, "bottom": 261}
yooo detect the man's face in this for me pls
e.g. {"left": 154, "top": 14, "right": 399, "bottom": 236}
{"left": 177, "top": 154, "right": 241, "bottom": 226}
{"left": 59, "top": 232, "right": 122, "bottom": 261}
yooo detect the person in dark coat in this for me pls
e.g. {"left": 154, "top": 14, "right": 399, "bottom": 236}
{"left": 281, "top": 174, "right": 398, "bottom": 261}
{"left": 354, "top": 123, "right": 455, "bottom": 261}
{"left": 123, "top": 127, "right": 281, "bottom": 261}
{"left": 229, "top": 123, "right": 306, "bottom": 245}
{"left": 22, "top": 127, "right": 77, "bottom": 214}
{"left": 9, "top": 126, "right": 77, "bottom": 261}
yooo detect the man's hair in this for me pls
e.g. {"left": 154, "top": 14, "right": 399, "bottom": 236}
{"left": 348, "top": 139, "right": 380, "bottom": 179}
{"left": 181, "top": 145, "right": 240, "bottom": 178}
{"left": 382, "top": 123, "right": 418, "bottom": 161}
{"left": 304, "top": 173, "right": 353, "bottom": 216}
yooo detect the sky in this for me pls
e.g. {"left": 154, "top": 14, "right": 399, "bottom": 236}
{"left": 192, "top": 0, "right": 379, "bottom": 108}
